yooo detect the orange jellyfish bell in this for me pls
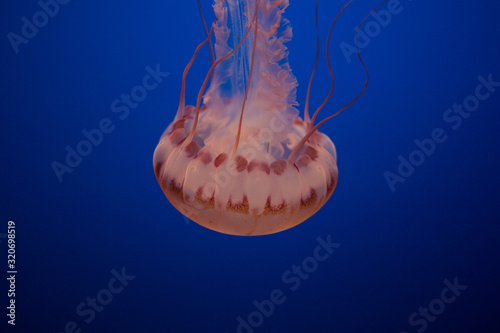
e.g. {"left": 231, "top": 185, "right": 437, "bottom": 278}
{"left": 154, "top": 0, "right": 379, "bottom": 235}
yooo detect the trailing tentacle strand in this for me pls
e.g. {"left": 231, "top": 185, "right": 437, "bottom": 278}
{"left": 176, "top": 21, "right": 215, "bottom": 121}
{"left": 197, "top": 0, "right": 215, "bottom": 68}
{"left": 303, "top": 0, "right": 321, "bottom": 124}
{"left": 309, "top": 0, "right": 356, "bottom": 129}
{"left": 183, "top": 0, "right": 262, "bottom": 148}
{"left": 290, "top": 0, "right": 390, "bottom": 164}
{"left": 231, "top": 0, "right": 260, "bottom": 157}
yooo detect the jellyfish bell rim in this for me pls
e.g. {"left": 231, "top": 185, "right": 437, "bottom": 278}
{"left": 153, "top": 112, "right": 339, "bottom": 236}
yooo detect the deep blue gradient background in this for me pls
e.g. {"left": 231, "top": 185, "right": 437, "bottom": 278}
{"left": 1, "top": 0, "right": 499, "bottom": 332}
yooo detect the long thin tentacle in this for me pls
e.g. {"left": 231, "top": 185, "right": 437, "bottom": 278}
{"left": 288, "top": 0, "right": 389, "bottom": 164}
{"left": 309, "top": 0, "right": 355, "bottom": 129}
{"left": 230, "top": 1, "right": 260, "bottom": 158}
{"left": 304, "top": 0, "right": 321, "bottom": 124}
{"left": 197, "top": 0, "right": 215, "bottom": 67}
{"left": 184, "top": 0, "right": 262, "bottom": 147}
{"left": 176, "top": 21, "right": 216, "bottom": 121}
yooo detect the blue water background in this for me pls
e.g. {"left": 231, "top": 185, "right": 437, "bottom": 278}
{"left": 1, "top": 0, "right": 499, "bottom": 332}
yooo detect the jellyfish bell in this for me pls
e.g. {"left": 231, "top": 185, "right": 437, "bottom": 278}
{"left": 153, "top": 0, "right": 384, "bottom": 236}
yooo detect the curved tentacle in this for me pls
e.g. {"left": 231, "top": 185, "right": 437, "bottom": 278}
{"left": 183, "top": 0, "right": 262, "bottom": 147}
{"left": 176, "top": 21, "right": 216, "bottom": 121}
{"left": 289, "top": 0, "right": 389, "bottom": 164}
{"left": 303, "top": 0, "right": 321, "bottom": 124}
{"left": 230, "top": 1, "right": 260, "bottom": 158}
{"left": 309, "top": 0, "right": 356, "bottom": 129}
{"left": 197, "top": 0, "right": 215, "bottom": 67}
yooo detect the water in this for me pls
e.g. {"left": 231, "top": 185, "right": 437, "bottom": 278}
{"left": 0, "top": 0, "right": 499, "bottom": 332}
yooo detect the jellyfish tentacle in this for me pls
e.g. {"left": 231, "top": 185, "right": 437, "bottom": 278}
{"left": 176, "top": 20, "right": 216, "bottom": 121}
{"left": 309, "top": 0, "right": 356, "bottom": 129}
{"left": 231, "top": 1, "right": 260, "bottom": 158}
{"left": 289, "top": 0, "right": 389, "bottom": 164}
{"left": 184, "top": 0, "right": 262, "bottom": 147}
{"left": 197, "top": 0, "right": 215, "bottom": 68}
{"left": 156, "top": 0, "right": 380, "bottom": 236}
{"left": 330, "top": 0, "right": 390, "bottom": 118}
{"left": 304, "top": 0, "right": 321, "bottom": 124}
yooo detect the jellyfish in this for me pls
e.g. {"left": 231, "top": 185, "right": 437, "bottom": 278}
{"left": 153, "top": 0, "right": 386, "bottom": 236}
